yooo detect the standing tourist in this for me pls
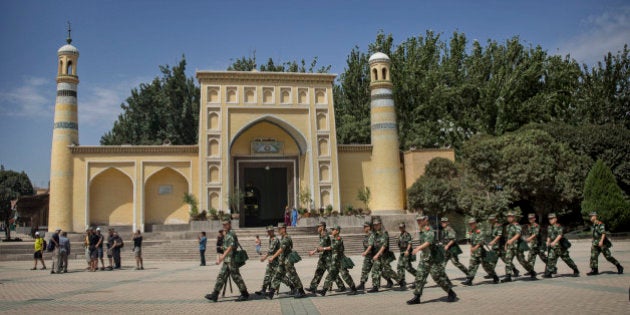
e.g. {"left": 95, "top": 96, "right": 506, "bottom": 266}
{"left": 95, "top": 228, "right": 106, "bottom": 270}
{"left": 58, "top": 231, "right": 71, "bottom": 273}
{"left": 544, "top": 213, "right": 579, "bottom": 278}
{"left": 216, "top": 230, "right": 224, "bottom": 258}
{"left": 407, "top": 215, "right": 456, "bottom": 305}
{"left": 198, "top": 231, "right": 207, "bottom": 266}
{"left": 133, "top": 230, "right": 144, "bottom": 270}
{"left": 31, "top": 232, "right": 46, "bottom": 270}
{"left": 88, "top": 227, "right": 99, "bottom": 272}
{"left": 205, "top": 220, "right": 249, "bottom": 302}
{"left": 49, "top": 228, "right": 60, "bottom": 274}
{"left": 291, "top": 207, "right": 298, "bottom": 227}
{"left": 106, "top": 228, "right": 115, "bottom": 270}
{"left": 84, "top": 228, "right": 91, "bottom": 270}
{"left": 587, "top": 212, "right": 623, "bottom": 275}
{"left": 284, "top": 206, "right": 291, "bottom": 227}
{"left": 111, "top": 231, "right": 123, "bottom": 269}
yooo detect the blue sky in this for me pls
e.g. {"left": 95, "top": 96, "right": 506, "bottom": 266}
{"left": 1, "top": 0, "right": 628, "bottom": 188}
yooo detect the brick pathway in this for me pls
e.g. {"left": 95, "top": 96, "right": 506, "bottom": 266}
{"left": 0, "top": 239, "right": 627, "bottom": 314}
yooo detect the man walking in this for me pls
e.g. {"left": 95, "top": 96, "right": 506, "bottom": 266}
{"left": 544, "top": 213, "right": 579, "bottom": 278}
{"left": 205, "top": 220, "right": 250, "bottom": 302}
{"left": 266, "top": 223, "right": 307, "bottom": 299}
{"left": 501, "top": 212, "right": 536, "bottom": 282}
{"left": 357, "top": 221, "right": 374, "bottom": 290}
{"left": 396, "top": 222, "right": 416, "bottom": 288}
{"left": 586, "top": 212, "right": 623, "bottom": 275}
{"left": 316, "top": 225, "right": 358, "bottom": 296}
{"left": 487, "top": 215, "right": 520, "bottom": 278}
{"left": 440, "top": 218, "right": 468, "bottom": 277}
{"left": 307, "top": 221, "right": 346, "bottom": 293}
{"left": 255, "top": 226, "right": 294, "bottom": 296}
{"left": 368, "top": 218, "right": 400, "bottom": 293}
{"left": 462, "top": 218, "right": 499, "bottom": 285}
{"left": 407, "top": 215, "right": 456, "bottom": 305}
{"left": 525, "top": 214, "right": 547, "bottom": 270}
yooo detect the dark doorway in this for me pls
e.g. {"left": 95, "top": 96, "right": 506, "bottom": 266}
{"left": 242, "top": 167, "right": 288, "bottom": 227}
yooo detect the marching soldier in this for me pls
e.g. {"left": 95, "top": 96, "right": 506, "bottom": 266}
{"left": 407, "top": 215, "right": 456, "bottom": 305}
{"left": 440, "top": 218, "right": 468, "bottom": 277}
{"left": 587, "top": 212, "right": 623, "bottom": 275}
{"left": 525, "top": 213, "right": 547, "bottom": 270}
{"left": 205, "top": 220, "right": 249, "bottom": 302}
{"left": 544, "top": 213, "right": 579, "bottom": 278}
{"left": 486, "top": 215, "right": 520, "bottom": 278}
{"left": 396, "top": 222, "right": 417, "bottom": 289}
{"left": 462, "top": 218, "right": 499, "bottom": 285}
{"left": 501, "top": 212, "right": 536, "bottom": 282}
{"left": 255, "top": 226, "right": 294, "bottom": 296}
{"left": 317, "top": 225, "right": 358, "bottom": 296}
{"left": 367, "top": 218, "right": 401, "bottom": 293}
{"left": 357, "top": 221, "right": 374, "bottom": 290}
{"left": 266, "top": 223, "right": 307, "bottom": 299}
{"left": 307, "top": 222, "right": 346, "bottom": 292}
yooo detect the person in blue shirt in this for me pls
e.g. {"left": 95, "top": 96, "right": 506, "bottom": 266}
{"left": 198, "top": 231, "right": 207, "bottom": 266}
{"left": 291, "top": 208, "right": 299, "bottom": 227}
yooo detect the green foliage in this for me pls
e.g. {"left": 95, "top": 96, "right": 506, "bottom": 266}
{"left": 101, "top": 57, "right": 200, "bottom": 145}
{"left": 226, "top": 188, "right": 244, "bottom": 214}
{"left": 356, "top": 186, "right": 371, "bottom": 211}
{"left": 581, "top": 160, "right": 630, "bottom": 232}
{"left": 227, "top": 52, "right": 331, "bottom": 73}
{"left": 0, "top": 166, "right": 34, "bottom": 239}
{"left": 407, "top": 158, "right": 460, "bottom": 216}
{"left": 298, "top": 187, "right": 312, "bottom": 210}
{"left": 183, "top": 193, "right": 199, "bottom": 217}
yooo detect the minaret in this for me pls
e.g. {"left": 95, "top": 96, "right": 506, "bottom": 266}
{"left": 369, "top": 52, "right": 404, "bottom": 214}
{"left": 49, "top": 24, "right": 79, "bottom": 232}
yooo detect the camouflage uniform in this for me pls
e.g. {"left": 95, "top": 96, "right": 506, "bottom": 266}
{"left": 270, "top": 234, "right": 304, "bottom": 291}
{"left": 412, "top": 225, "right": 453, "bottom": 297}
{"left": 589, "top": 220, "right": 621, "bottom": 271}
{"left": 359, "top": 230, "right": 375, "bottom": 284}
{"left": 308, "top": 231, "right": 346, "bottom": 290}
{"left": 526, "top": 222, "right": 548, "bottom": 269}
{"left": 212, "top": 230, "right": 248, "bottom": 293}
{"left": 545, "top": 223, "right": 578, "bottom": 275}
{"left": 441, "top": 225, "right": 468, "bottom": 275}
{"left": 503, "top": 223, "right": 534, "bottom": 277}
{"left": 323, "top": 235, "right": 355, "bottom": 290}
{"left": 396, "top": 231, "right": 417, "bottom": 281}
{"left": 465, "top": 226, "right": 497, "bottom": 283}
{"left": 487, "top": 222, "right": 519, "bottom": 275}
{"left": 370, "top": 230, "right": 400, "bottom": 287}
{"left": 261, "top": 235, "right": 292, "bottom": 290}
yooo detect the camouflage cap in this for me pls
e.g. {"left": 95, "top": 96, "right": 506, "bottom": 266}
{"left": 277, "top": 222, "right": 287, "bottom": 228}
{"left": 332, "top": 224, "right": 341, "bottom": 231}
{"left": 467, "top": 218, "right": 477, "bottom": 224}
{"left": 506, "top": 211, "right": 516, "bottom": 217}
{"left": 440, "top": 217, "right": 449, "bottom": 222}
{"left": 372, "top": 218, "right": 382, "bottom": 225}
{"left": 528, "top": 213, "right": 536, "bottom": 219}
{"left": 221, "top": 219, "right": 231, "bottom": 224}
{"left": 363, "top": 221, "right": 372, "bottom": 227}
{"left": 415, "top": 214, "right": 427, "bottom": 221}
{"left": 487, "top": 215, "right": 496, "bottom": 220}
{"left": 266, "top": 225, "right": 274, "bottom": 232}
{"left": 398, "top": 222, "right": 406, "bottom": 228}
{"left": 548, "top": 213, "right": 557, "bottom": 219}
{"left": 589, "top": 211, "right": 597, "bottom": 217}
{"left": 317, "top": 221, "right": 327, "bottom": 227}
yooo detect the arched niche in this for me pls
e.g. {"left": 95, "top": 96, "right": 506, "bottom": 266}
{"left": 145, "top": 168, "right": 189, "bottom": 224}
{"left": 89, "top": 168, "right": 133, "bottom": 226}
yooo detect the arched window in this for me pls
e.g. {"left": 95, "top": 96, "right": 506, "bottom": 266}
{"left": 382, "top": 67, "right": 388, "bottom": 81}
{"left": 372, "top": 68, "right": 378, "bottom": 81}
{"left": 59, "top": 60, "right": 63, "bottom": 75}
{"left": 66, "top": 61, "right": 73, "bottom": 75}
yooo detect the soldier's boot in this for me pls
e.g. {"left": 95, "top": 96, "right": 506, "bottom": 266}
{"left": 356, "top": 282, "right": 365, "bottom": 291}
{"left": 294, "top": 288, "right": 307, "bottom": 299}
{"left": 384, "top": 278, "right": 394, "bottom": 288}
{"left": 204, "top": 291, "right": 219, "bottom": 302}
{"left": 316, "top": 288, "right": 327, "bottom": 296}
{"left": 335, "top": 286, "right": 347, "bottom": 292}
{"left": 461, "top": 277, "right": 474, "bottom": 286}
{"left": 483, "top": 274, "right": 493, "bottom": 279}
{"left": 409, "top": 283, "right": 416, "bottom": 289}
{"left": 446, "top": 289, "right": 457, "bottom": 302}
{"left": 235, "top": 290, "right": 249, "bottom": 302}
{"left": 396, "top": 279, "right": 407, "bottom": 290}
{"left": 586, "top": 268, "right": 599, "bottom": 276}
{"left": 542, "top": 271, "right": 552, "bottom": 278}
{"left": 265, "top": 288, "right": 275, "bottom": 300}
{"left": 616, "top": 264, "right": 623, "bottom": 274}
{"left": 492, "top": 275, "right": 499, "bottom": 283}
{"left": 348, "top": 285, "right": 358, "bottom": 296}
{"left": 513, "top": 268, "right": 520, "bottom": 277}
{"left": 367, "top": 286, "right": 379, "bottom": 293}
{"left": 254, "top": 285, "right": 267, "bottom": 295}
{"left": 290, "top": 284, "right": 297, "bottom": 295}
{"left": 305, "top": 286, "right": 317, "bottom": 293}
{"left": 500, "top": 275, "right": 512, "bottom": 283}
{"left": 572, "top": 267, "right": 580, "bottom": 277}
{"left": 406, "top": 294, "right": 421, "bottom": 305}
{"left": 529, "top": 270, "right": 537, "bottom": 279}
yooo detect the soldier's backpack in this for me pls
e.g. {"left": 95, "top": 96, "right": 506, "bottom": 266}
{"left": 342, "top": 256, "right": 354, "bottom": 269}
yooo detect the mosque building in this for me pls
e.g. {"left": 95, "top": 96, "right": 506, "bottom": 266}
{"left": 48, "top": 34, "right": 454, "bottom": 232}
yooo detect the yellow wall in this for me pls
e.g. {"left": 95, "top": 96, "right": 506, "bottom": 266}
{"left": 403, "top": 149, "right": 455, "bottom": 188}
{"left": 338, "top": 148, "right": 372, "bottom": 210}
{"left": 89, "top": 168, "right": 133, "bottom": 226}
{"left": 145, "top": 168, "right": 189, "bottom": 224}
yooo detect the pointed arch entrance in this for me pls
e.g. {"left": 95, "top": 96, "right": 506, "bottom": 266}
{"left": 89, "top": 168, "right": 133, "bottom": 226}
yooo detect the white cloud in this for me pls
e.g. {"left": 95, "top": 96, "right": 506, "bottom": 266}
{"left": 0, "top": 76, "right": 53, "bottom": 118}
{"left": 558, "top": 6, "right": 630, "bottom": 65}
{"left": 79, "top": 77, "right": 148, "bottom": 127}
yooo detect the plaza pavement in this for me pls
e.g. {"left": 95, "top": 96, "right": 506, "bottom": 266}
{"left": 0, "top": 239, "right": 627, "bottom": 314}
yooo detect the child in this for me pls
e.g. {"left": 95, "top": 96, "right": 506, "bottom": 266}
{"left": 255, "top": 235, "right": 262, "bottom": 255}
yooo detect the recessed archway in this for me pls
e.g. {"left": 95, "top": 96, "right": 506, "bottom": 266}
{"left": 89, "top": 168, "right": 133, "bottom": 226}
{"left": 144, "top": 167, "right": 189, "bottom": 225}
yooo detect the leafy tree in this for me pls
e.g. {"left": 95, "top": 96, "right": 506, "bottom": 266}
{"left": 407, "top": 158, "right": 460, "bottom": 216}
{"left": 0, "top": 165, "right": 34, "bottom": 240}
{"left": 227, "top": 53, "right": 331, "bottom": 73}
{"left": 334, "top": 47, "right": 371, "bottom": 144}
{"left": 101, "top": 57, "right": 200, "bottom": 145}
{"left": 581, "top": 159, "right": 630, "bottom": 232}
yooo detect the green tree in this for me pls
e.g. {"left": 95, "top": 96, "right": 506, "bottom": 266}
{"left": 407, "top": 158, "right": 460, "bottom": 217}
{"left": 100, "top": 57, "right": 200, "bottom": 145}
{"left": 0, "top": 165, "right": 34, "bottom": 240}
{"left": 581, "top": 160, "right": 630, "bottom": 232}
{"left": 227, "top": 54, "right": 330, "bottom": 73}
{"left": 356, "top": 186, "right": 371, "bottom": 212}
